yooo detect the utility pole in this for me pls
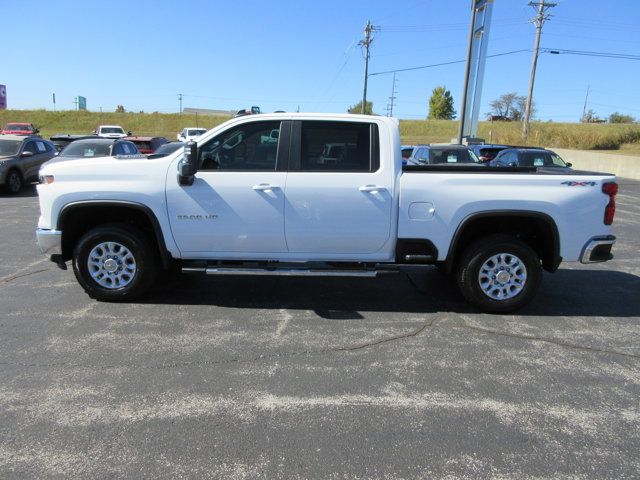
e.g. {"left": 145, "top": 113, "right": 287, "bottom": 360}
{"left": 178, "top": 93, "right": 183, "bottom": 114}
{"left": 387, "top": 72, "right": 397, "bottom": 117}
{"left": 52, "top": 93, "right": 56, "bottom": 112}
{"left": 457, "top": 1, "right": 478, "bottom": 144}
{"left": 522, "top": 0, "right": 556, "bottom": 137}
{"left": 581, "top": 84, "right": 590, "bottom": 121}
{"left": 73, "top": 97, "right": 79, "bottom": 110}
{"left": 359, "top": 20, "right": 379, "bottom": 114}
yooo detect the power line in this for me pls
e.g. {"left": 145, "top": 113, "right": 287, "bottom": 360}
{"left": 544, "top": 48, "right": 640, "bottom": 60}
{"left": 369, "top": 49, "right": 531, "bottom": 76}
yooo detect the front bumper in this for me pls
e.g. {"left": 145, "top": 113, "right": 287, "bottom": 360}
{"left": 580, "top": 235, "right": 616, "bottom": 264}
{"left": 36, "top": 228, "right": 62, "bottom": 255}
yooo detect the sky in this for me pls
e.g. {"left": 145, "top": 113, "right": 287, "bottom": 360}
{"left": 2, "top": 0, "right": 639, "bottom": 121}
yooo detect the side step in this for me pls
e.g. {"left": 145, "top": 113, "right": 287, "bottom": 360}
{"left": 183, "top": 266, "right": 379, "bottom": 277}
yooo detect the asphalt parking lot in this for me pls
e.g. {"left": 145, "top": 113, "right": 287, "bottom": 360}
{"left": 1, "top": 181, "right": 639, "bottom": 479}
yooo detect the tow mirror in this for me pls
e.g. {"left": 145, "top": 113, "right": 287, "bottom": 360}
{"left": 178, "top": 141, "right": 198, "bottom": 186}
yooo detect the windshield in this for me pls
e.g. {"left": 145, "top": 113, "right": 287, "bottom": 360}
{"left": 60, "top": 142, "right": 111, "bottom": 157}
{"left": 101, "top": 127, "right": 125, "bottom": 134}
{"left": 0, "top": 139, "right": 22, "bottom": 156}
{"left": 429, "top": 148, "right": 479, "bottom": 164}
{"left": 5, "top": 124, "right": 32, "bottom": 131}
{"left": 188, "top": 129, "right": 206, "bottom": 136}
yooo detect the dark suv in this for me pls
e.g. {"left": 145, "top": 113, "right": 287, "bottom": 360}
{"left": 0, "top": 135, "right": 56, "bottom": 193}
{"left": 489, "top": 148, "right": 572, "bottom": 170}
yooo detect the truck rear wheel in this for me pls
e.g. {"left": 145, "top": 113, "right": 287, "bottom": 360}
{"left": 72, "top": 224, "right": 159, "bottom": 301}
{"left": 456, "top": 234, "right": 541, "bottom": 313}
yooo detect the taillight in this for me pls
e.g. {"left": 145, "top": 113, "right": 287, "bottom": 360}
{"left": 602, "top": 182, "right": 618, "bottom": 225}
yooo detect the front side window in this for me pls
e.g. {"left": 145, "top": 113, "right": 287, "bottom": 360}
{"left": 199, "top": 121, "right": 281, "bottom": 171}
{"left": 298, "top": 121, "right": 377, "bottom": 172}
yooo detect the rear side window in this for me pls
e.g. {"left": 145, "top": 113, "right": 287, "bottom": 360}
{"left": 297, "top": 121, "right": 378, "bottom": 172}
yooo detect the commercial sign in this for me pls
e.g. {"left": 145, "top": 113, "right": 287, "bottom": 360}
{"left": 0, "top": 85, "right": 6, "bottom": 109}
{"left": 78, "top": 96, "right": 87, "bottom": 110}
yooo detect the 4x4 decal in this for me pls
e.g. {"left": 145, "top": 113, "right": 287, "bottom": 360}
{"left": 561, "top": 181, "right": 596, "bottom": 187}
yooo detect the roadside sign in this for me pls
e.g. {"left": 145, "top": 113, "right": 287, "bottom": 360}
{"left": 0, "top": 85, "right": 6, "bottom": 109}
{"left": 78, "top": 96, "right": 87, "bottom": 110}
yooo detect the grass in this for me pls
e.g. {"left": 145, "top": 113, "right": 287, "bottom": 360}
{"left": 400, "top": 119, "right": 640, "bottom": 151}
{"left": 2, "top": 109, "right": 639, "bottom": 152}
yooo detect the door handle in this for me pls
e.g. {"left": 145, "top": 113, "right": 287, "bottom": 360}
{"left": 359, "top": 185, "right": 386, "bottom": 193}
{"left": 252, "top": 183, "right": 279, "bottom": 191}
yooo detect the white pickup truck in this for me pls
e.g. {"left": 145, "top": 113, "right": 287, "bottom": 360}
{"left": 35, "top": 114, "right": 618, "bottom": 312}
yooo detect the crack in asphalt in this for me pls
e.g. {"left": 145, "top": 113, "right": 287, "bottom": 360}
{"left": 0, "top": 321, "right": 434, "bottom": 371}
{"left": 456, "top": 320, "right": 640, "bottom": 360}
{"left": 1, "top": 268, "right": 51, "bottom": 284}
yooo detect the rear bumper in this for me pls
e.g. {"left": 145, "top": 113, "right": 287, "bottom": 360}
{"left": 580, "top": 235, "right": 616, "bottom": 264}
{"left": 36, "top": 228, "right": 62, "bottom": 255}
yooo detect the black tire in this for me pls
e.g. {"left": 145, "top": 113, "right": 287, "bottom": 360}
{"left": 72, "top": 224, "right": 159, "bottom": 301}
{"left": 456, "top": 234, "right": 542, "bottom": 313}
{"left": 5, "top": 169, "right": 23, "bottom": 194}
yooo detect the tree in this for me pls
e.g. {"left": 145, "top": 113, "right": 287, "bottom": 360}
{"left": 489, "top": 92, "right": 534, "bottom": 121}
{"left": 581, "top": 109, "right": 601, "bottom": 123}
{"left": 609, "top": 112, "right": 635, "bottom": 124}
{"left": 427, "top": 86, "right": 456, "bottom": 120}
{"left": 348, "top": 101, "right": 373, "bottom": 115}
{"left": 115, "top": 105, "right": 126, "bottom": 113}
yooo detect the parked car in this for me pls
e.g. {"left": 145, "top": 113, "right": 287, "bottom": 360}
{"left": 124, "top": 136, "right": 168, "bottom": 155}
{"left": 50, "top": 134, "right": 97, "bottom": 153}
{"left": 36, "top": 113, "right": 617, "bottom": 313}
{"left": 1, "top": 123, "right": 39, "bottom": 136}
{"left": 94, "top": 125, "right": 129, "bottom": 138}
{"left": 401, "top": 145, "right": 414, "bottom": 165}
{"left": 489, "top": 148, "right": 572, "bottom": 170}
{"left": 52, "top": 138, "right": 142, "bottom": 162}
{"left": 147, "top": 142, "right": 185, "bottom": 159}
{"left": 234, "top": 106, "right": 261, "bottom": 117}
{"left": 177, "top": 128, "right": 207, "bottom": 142}
{"left": 469, "top": 144, "right": 509, "bottom": 164}
{"left": 0, "top": 135, "right": 56, "bottom": 193}
{"left": 407, "top": 144, "right": 482, "bottom": 165}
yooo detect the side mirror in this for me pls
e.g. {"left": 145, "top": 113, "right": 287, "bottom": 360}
{"left": 508, "top": 161, "right": 517, "bottom": 167}
{"left": 21, "top": 151, "right": 34, "bottom": 158}
{"left": 127, "top": 131, "right": 132, "bottom": 136}
{"left": 178, "top": 141, "right": 198, "bottom": 186}
{"left": 34, "top": 128, "right": 40, "bottom": 134}
{"left": 566, "top": 162, "right": 572, "bottom": 168}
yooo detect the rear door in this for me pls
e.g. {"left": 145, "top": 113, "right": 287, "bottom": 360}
{"left": 283, "top": 120, "right": 393, "bottom": 255}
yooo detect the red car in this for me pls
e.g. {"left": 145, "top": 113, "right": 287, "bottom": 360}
{"left": 123, "top": 136, "right": 168, "bottom": 155}
{"left": 1, "top": 123, "right": 39, "bottom": 135}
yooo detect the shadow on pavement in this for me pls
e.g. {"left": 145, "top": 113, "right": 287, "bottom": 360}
{"left": 0, "top": 184, "right": 38, "bottom": 198}
{"left": 143, "top": 267, "right": 640, "bottom": 318}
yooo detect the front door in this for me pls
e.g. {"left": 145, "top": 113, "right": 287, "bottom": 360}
{"left": 166, "top": 120, "right": 289, "bottom": 257}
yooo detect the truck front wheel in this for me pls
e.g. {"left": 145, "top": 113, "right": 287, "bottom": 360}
{"left": 456, "top": 234, "right": 542, "bottom": 313}
{"left": 72, "top": 224, "right": 159, "bottom": 301}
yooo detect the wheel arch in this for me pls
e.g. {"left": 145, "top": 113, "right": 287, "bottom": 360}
{"left": 444, "top": 210, "right": 561, "bottom": 274}
{"left": 57, "top": 200, "right": 172, "bottom": 269}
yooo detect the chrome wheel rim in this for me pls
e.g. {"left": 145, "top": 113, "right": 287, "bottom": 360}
{"left": 478, "top": 252, "right": 527, "bottom": 301}
{"left": 87, "top": 241, "right": 137, "bottom": 289}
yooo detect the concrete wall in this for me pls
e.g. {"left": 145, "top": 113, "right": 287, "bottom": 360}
{"left": 552, "top": 148, "right": 640, "bottom": 180}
